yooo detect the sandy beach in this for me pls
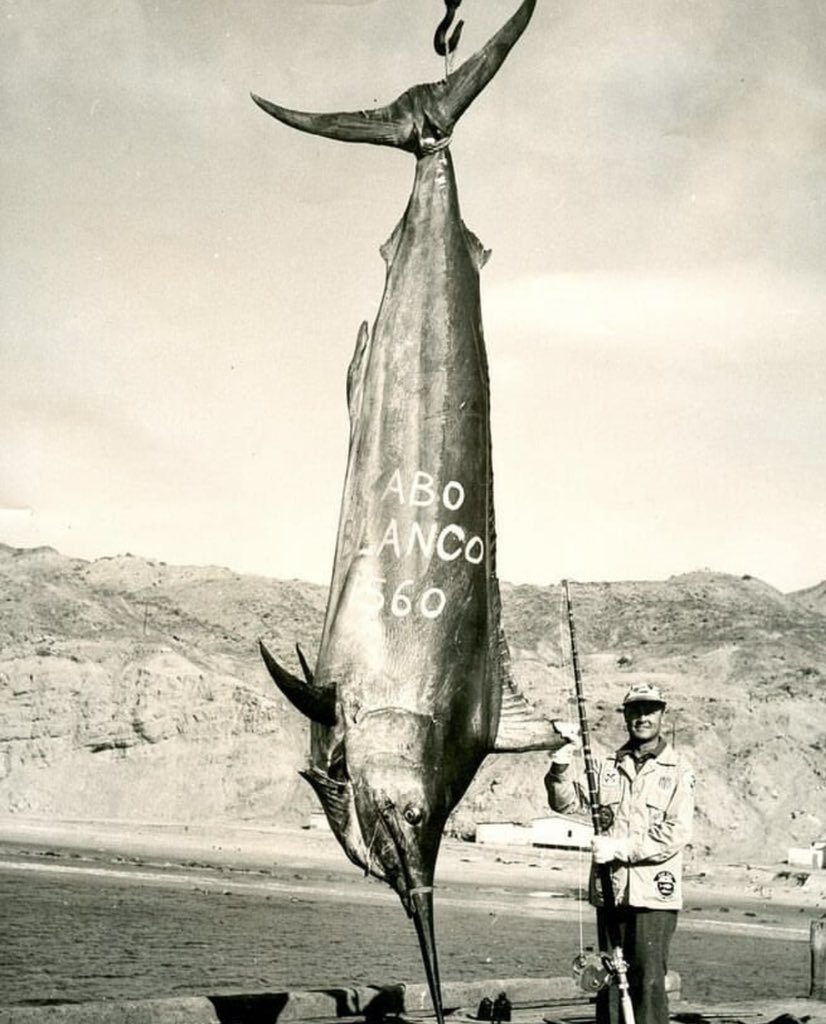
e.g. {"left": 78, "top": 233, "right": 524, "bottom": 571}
{"left": 0, "top": 815, "right": 822, "bottom": 917}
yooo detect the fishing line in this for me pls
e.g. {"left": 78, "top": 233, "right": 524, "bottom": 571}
{"left": 576, "top": 838, "right": 585, "bottom": 956}
{"left": 364, "top": 819, "right": 382, "bottom": 878}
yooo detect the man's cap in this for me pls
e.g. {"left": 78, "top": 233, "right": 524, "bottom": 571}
{"left": 620, "top": 682, "right": 667, "bottom": 708}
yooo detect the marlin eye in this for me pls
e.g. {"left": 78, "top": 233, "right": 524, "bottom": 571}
{"left": 403, "top": 805, "right": 422, "bottom": 826}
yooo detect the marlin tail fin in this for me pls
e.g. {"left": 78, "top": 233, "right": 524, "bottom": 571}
{"left": 251, "top": 0, "right": 536, "bottom": 157}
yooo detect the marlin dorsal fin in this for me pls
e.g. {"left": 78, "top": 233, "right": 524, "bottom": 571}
{"left": 259, "top": 640, "right": 335, "bottom": 726}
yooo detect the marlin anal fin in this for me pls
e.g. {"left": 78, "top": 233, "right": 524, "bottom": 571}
{"left": 380, "top": 219, "right": 405, "bottom": 268}
{"left": 492, "top": 676, "right": 570, "bottom": 754}
{"left": 251, "top": 0, "right": 537, "bottom": 158}
{"left": 300, "top": 767, "right": 388, "bottom": 882}
{"left": 259, "top": 640, "right": 336, "bottom": 726}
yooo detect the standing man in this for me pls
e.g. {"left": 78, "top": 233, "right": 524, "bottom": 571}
{"left": 545, "top": 683, "right": 694, "bottom": 1024}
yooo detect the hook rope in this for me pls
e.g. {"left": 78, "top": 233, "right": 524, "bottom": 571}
{"left": 434, "top": 0, "right": 464, "bottom": 76}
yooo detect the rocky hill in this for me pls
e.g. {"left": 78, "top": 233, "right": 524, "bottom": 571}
{"left": 1, "top": 543, "right": 823, "bottom": 863}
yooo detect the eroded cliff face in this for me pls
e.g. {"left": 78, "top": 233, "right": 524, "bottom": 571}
{"left": 0, "top": 545, "right": 322, "bottom": 826}
{"left": 0, "top": 645, "right": 310, "bottom": 822}
{"left": 1, "top": 543, "right": 824, "bottom": 861}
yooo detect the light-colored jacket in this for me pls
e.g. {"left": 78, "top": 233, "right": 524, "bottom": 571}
{"left": 545, "top": 741, "right": 694, "bottom": 910}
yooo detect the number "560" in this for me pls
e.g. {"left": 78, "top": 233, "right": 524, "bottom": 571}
{"left": 361, "top": 578, "right": 447, "bottom": 620}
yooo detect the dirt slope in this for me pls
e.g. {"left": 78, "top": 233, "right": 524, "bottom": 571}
{"left": 1, "top": 543, "right": 823, "bottom": 862}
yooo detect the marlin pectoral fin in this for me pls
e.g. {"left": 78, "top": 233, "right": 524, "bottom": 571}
{"left": 300, "top": 767, "right": 387, "bottom": 882}
{"left": 259, "top": 640, "right": 336, "bottom": 726}
{"left": 492, "top": 677, "right": 570, "bottom": 754}
{"left": 295, "top": 642, "right": 314, "bottom": 685}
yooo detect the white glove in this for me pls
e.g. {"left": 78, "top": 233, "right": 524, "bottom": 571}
{"left": 549, "top": 721, "right": 580, "bottom": 765}
{"left": 592, "top": 836, "right": 630, "bottom": 864}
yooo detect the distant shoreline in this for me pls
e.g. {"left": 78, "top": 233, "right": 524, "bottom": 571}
{"left": 0, "top": 816, "right": 821, "bottom": 915}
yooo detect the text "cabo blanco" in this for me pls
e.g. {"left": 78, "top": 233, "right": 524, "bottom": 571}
{"left": 360, "top": 469, "right": 485, "bottom": 566}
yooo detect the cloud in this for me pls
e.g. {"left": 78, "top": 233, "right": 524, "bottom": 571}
{"left": 3, "top": 0, "right": 824, "bottom": 592}
{"left": 485, "top": 263, "right": 825, "bottom": 362}
{"left": 480, "top": 260, "right": 826, "bottom": 590}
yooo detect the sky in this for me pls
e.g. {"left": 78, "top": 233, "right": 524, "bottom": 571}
{"left": 2, "top": 0, "right": 825, "bottom": 593}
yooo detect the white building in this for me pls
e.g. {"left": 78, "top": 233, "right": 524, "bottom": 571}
{"left": 788, "top": 840, "right": 826, "bottom": 869}
{"left": 530, "top": 814, "right": 593, "bottom": 851}
{"left": 475, "top": 813, "right": 593, "bottom": 850}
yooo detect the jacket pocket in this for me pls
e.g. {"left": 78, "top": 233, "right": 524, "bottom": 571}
{"left": 646, "top": 802, "right": 667, "bottom": 828}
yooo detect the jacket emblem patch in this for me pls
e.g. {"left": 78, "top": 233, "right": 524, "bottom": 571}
{"left": 597, "top": 805, "right": 615, "bottom": 831}
{"left": 654, "top": 870, "right": 676, "bottom": 898}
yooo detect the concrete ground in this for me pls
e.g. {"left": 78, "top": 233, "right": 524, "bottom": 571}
{"left": 1, "top": 976, "right": 824, "bottom": 1024}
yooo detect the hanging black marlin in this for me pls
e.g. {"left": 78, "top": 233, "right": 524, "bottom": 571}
{"left": 254, "top": 1, "right": 567, "bottom": 1019}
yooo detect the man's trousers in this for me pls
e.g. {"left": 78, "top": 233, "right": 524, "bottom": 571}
{"left": 595, "top": 907, "right": 678, "bottom": 1024}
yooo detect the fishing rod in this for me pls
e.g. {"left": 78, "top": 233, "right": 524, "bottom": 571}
{"left": 562, "top": 579, "right": 636, "bottom": 1024}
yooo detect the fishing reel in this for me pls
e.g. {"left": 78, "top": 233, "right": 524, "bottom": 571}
{"left": 571, "top": 951, "right": 612, "bottom": 994}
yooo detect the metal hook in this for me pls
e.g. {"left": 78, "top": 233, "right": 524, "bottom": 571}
{"left": 434, "top": 0, "right": 464, "bottom": 58}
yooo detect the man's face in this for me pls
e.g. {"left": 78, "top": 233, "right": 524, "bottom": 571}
{"left": 623, "top": 700, "right": 665, "bottom": 744}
